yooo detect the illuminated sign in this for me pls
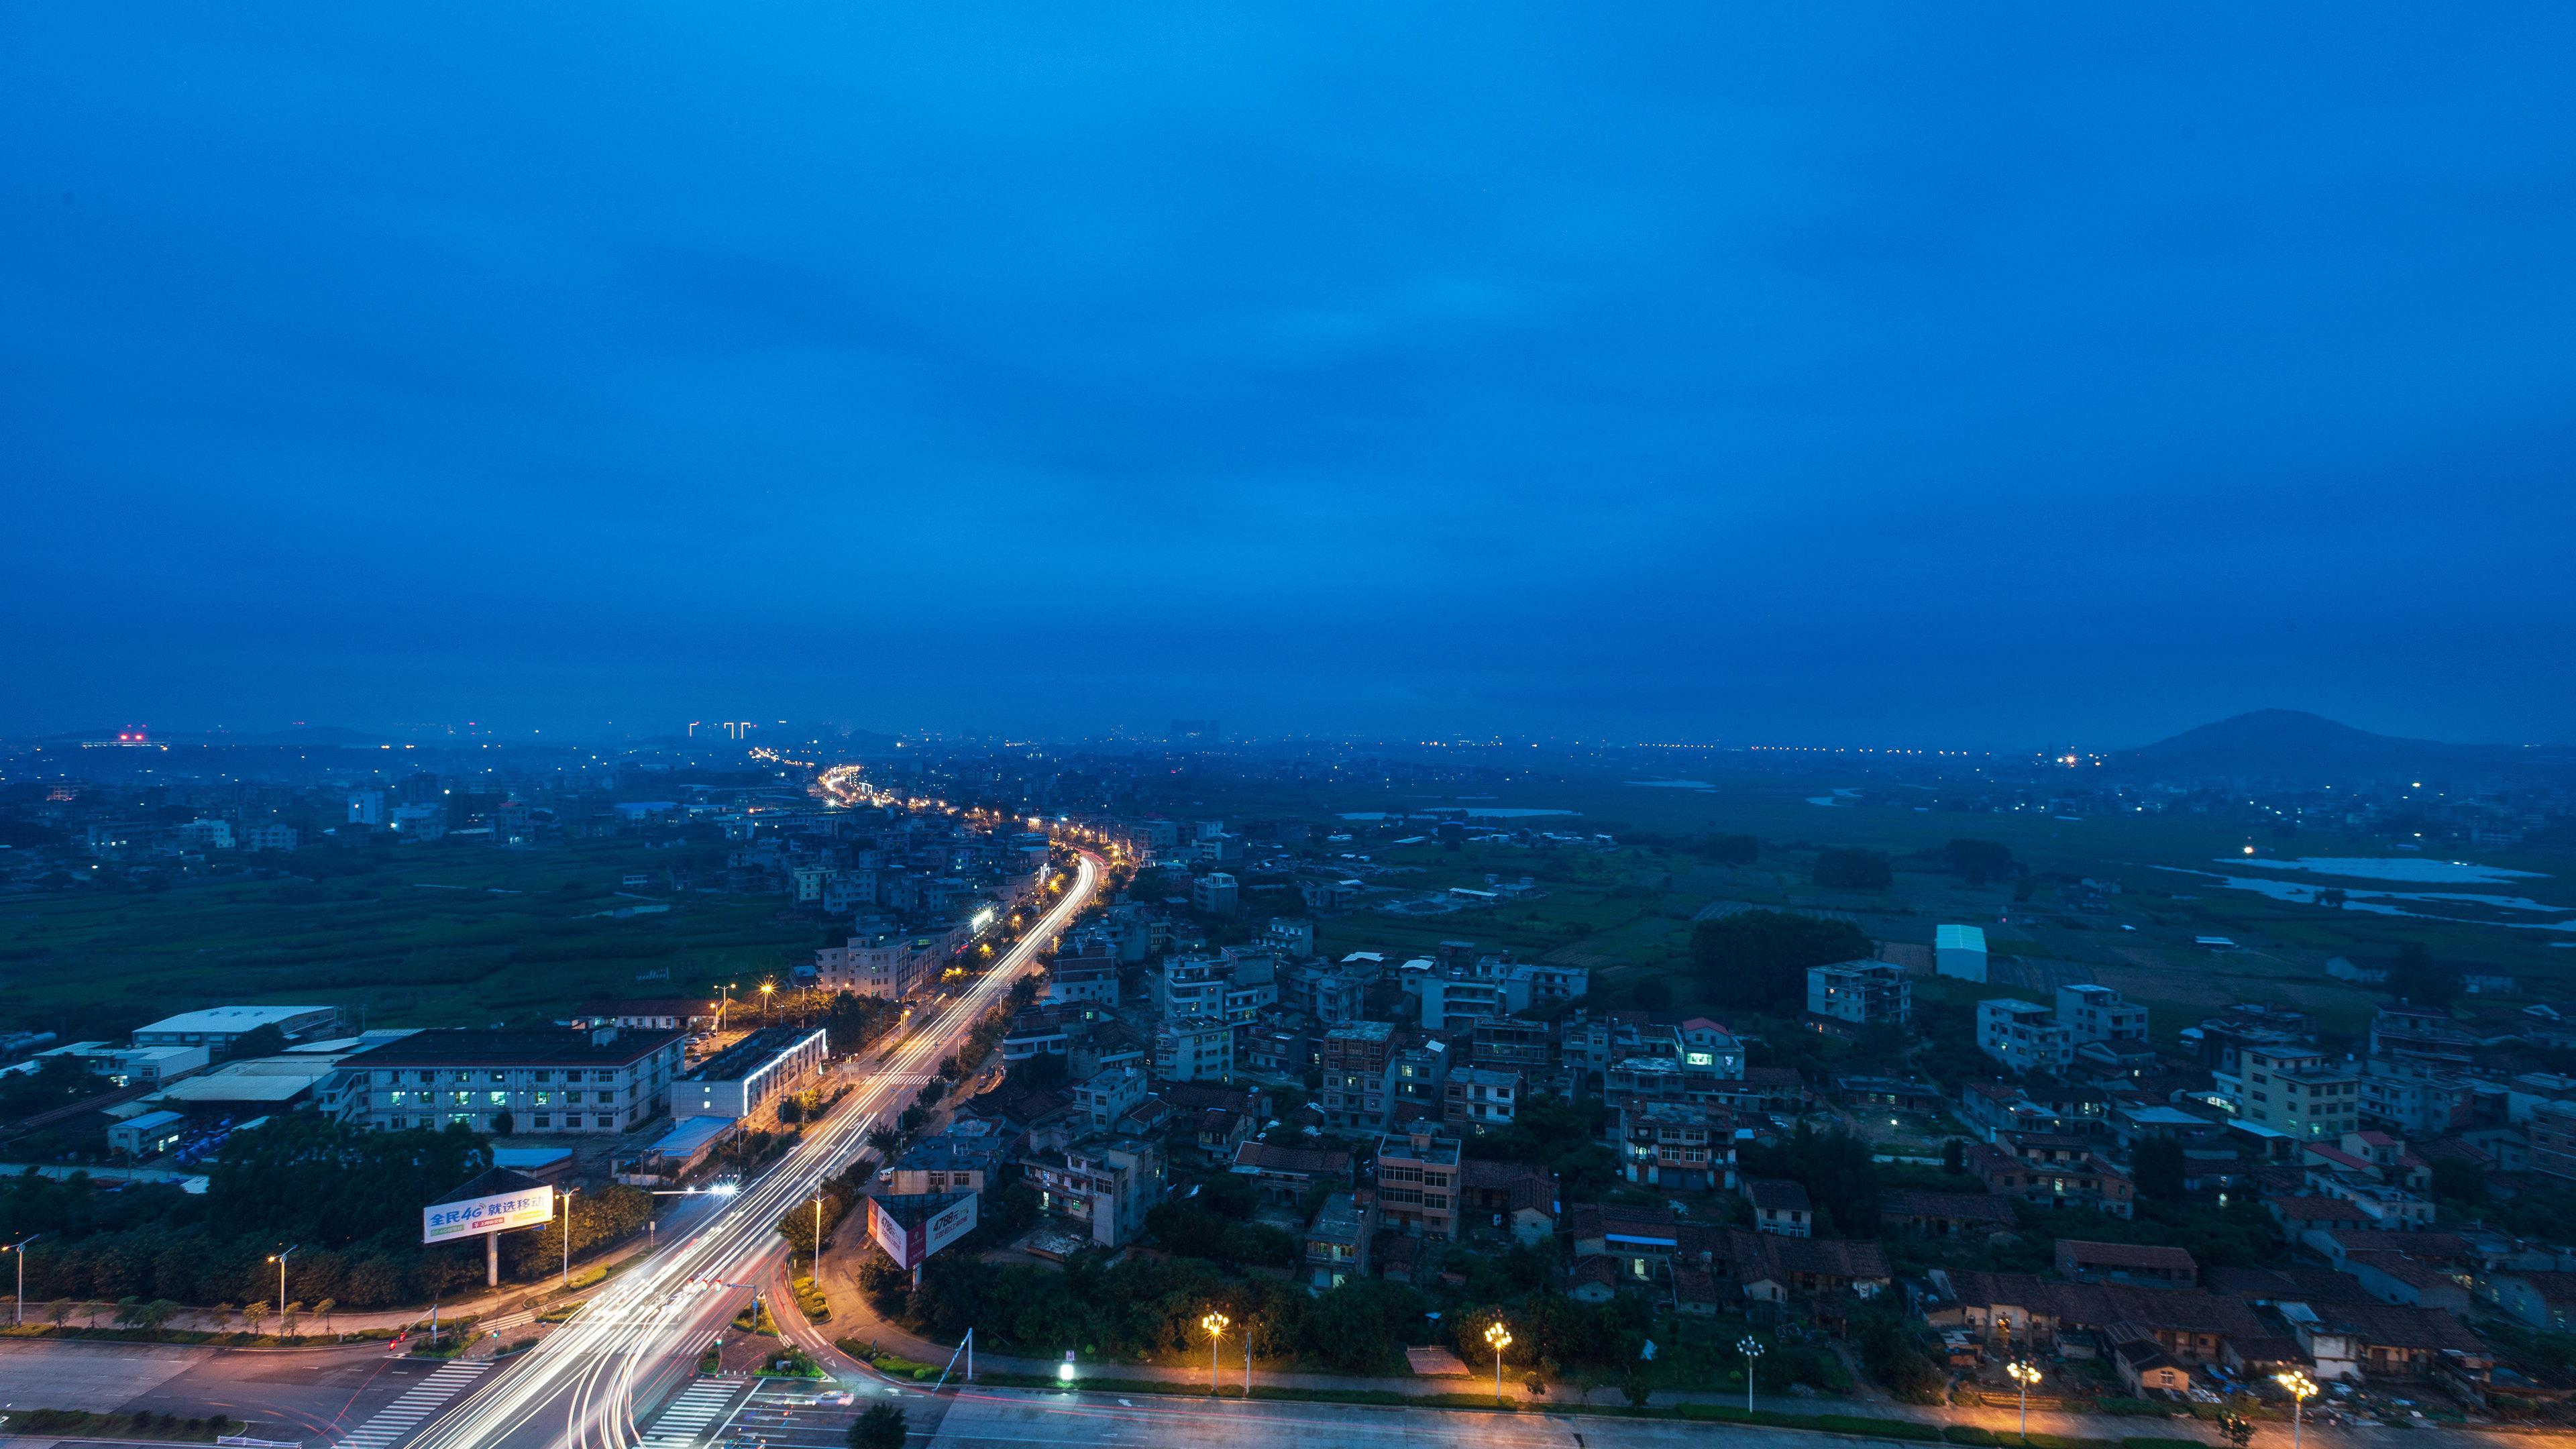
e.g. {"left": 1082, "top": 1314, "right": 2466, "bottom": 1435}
{"left": 867, "top": 1192, "right": 978, "bottom": 1269}
{"left": 422, "top": 1185, "right": 555, "bottom": 1244}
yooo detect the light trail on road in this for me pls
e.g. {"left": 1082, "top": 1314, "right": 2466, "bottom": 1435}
{"left": 404, "top": 839, "right": 1101, "bottom": 1449}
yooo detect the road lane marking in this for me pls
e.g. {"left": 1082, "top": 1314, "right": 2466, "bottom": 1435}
{"left": 334, "top": 1361, "right": 493, "bottom": 1449}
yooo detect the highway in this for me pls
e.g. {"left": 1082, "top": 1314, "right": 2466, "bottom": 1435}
{"left": 393, "top": 846, "right": 1100, "bottom": 1449}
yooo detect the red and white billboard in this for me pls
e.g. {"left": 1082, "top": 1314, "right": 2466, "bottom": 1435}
{"left": 867, "top": 1192, "right": 978, "bottom": 1270}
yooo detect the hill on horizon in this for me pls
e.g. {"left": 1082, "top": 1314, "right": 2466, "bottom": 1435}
{"left": 2112, "top": 708, "right": 2530, "bottom": 783}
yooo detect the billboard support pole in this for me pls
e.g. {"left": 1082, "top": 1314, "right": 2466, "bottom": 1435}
{"left": 486, "top": 1232, "right": 498, "bottom": 1287}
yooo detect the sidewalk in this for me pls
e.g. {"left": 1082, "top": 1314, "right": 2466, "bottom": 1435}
{"left": 802, "top": 1240, "right": 2564, "bottom": 1449}
{"left": 25, "top": 1225, "right": 669, "bottom": 1344}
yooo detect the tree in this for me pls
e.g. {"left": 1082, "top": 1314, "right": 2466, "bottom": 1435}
{"left": 2220, "top": 1413, "right": 2256, "bottom": 1449}
{"left": 849, "top": 1404, "right": 906, "bottom": 1449}
{"left": 1813, "top": 849, "right": 1892, "bottom": 892}
{"left": 43, "top": 1299, "right": 70, "bottom": 1330}
{"left": 280, "top": 1301, "right": 304, "bottom": 1338}
{"left": 1629, "top": 977, "right": 1674, "bottom": 1012}
{"left": 314, "top": 1298, "right": 339, "bottom": 1339}
{"left": 1941, "top": 1138, "right": 1965, "bottom": 1175}
{"left": 2391, "top": 943, "right": 2460, "bottom": 1006}
{"left": 492, "top": 1111, "right": 515, "bottom": 1136}
{"left": 208, "top": 1303, "right": 234, "bottom": 1334}
{"left": 242, "top": 1301, "right": 270, "bottom": 1338}
{"left": 2432, "top": 1157, "right": 2487, "bottom": 1205}
{"left": 226, "top": 1024, "right": 288, "bottom": 1061}
{"left": 1690, "top": 910, "right": 1874, "bottom": 1012}
{"left": 2132, "top": 1136, "right": 2187, "bottom": 1203}
{"left": 137, "top": 1299, "right": 180, "bottom": 1334}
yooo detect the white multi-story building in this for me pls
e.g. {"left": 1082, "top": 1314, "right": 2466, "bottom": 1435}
{"left": 1153, "top": 1016, "right": 1234, "bottom": 1083}
{"left": 350, "top": 1028, "right": 685, "bottom": 1135}
{"left": 2057, "top": 984, "right": 2149, "bottom": 1046}
{"left": 2237, "top": 1044, "right": 2362, "bottom": 1140}
{"left": 1807, "top": 959, "right": 1911, "bottom": 1029}
{"left": 814, "top": 932, "right": 935, "bottom": 999}
{"left": 1978, "top": 999, "right": 2074, "bottom": 1074}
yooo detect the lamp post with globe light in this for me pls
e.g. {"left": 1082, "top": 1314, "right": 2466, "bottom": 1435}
{"left": 1484, "top": 1321, "right": 1513, "bottom": 1407}
{"left": 1738, "top": 1335, "right": 1764, "bottom": 1413}
{"left": 1201, "top": 1311, "right": 1228, "bottom": 1397}
{"left": 2275, "top": 1371, "right": 2318, "bottom": 1449}
{"left": 2007, "top": 1360, "right": 2043, "bottom": 1438}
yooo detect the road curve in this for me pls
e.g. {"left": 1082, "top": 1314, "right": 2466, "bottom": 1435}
{"left": 406, "top": 847, "right": 1102, "bottom": 1449}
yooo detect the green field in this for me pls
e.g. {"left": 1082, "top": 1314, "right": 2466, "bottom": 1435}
{"left": 0, "top": 837, "right": 818, "bottom": 1039}
{"left": 1194, "top": 763, "right": 2574, "bottom": 1044}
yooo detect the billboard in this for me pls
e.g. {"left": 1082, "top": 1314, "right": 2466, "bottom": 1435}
{"left": 423, "top": 1183, "right": 555, "bottom": 1244}
{"left": 868, "top": 1191, "right": 978, "bottom": 1270}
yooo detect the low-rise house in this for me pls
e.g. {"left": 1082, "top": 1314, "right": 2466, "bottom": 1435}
{"left": 2111, "top": 1332, "right": 2192, "bottom": 1395}
{"left": 1569, "top": 1203, "right": 1683, "bottom": 1281}
{"left": 2055, "top": 1240, "right": 2199, "bottom": 1288}
{"left": 2485, "top": 1270, "right": 2576, "bottom": 1330}
{"left": 1966, "top": 1140, "right": 2135, "bottom": 1218}
{"left": 1727, "top": 1228, "right": 1890, "bottom": 1309}
{"left": 1458, "top": 1158, "right": 1556, "bottom": 1245}
{"left": 1230, "top": 1140, "right": 1353, "bottom": 1205}
{"left": 2341, "top": 1250, "right": 2473, "bottom": 1313}
{"left": 1834, "top": 1075, "right": 1943, "bottom": 1115}
{"left": 1931, "top": 1269, "right": 2269, "bottom": 1364}
{"left": 1745, "top": 1177, "right": 1813, "bottom": 1237}
{"left": 1303, "top": 1191, "right": 1371, "bottom": 1290}
{"left": 1880, "top": 1189, "right": 2018, "bottom": 1238}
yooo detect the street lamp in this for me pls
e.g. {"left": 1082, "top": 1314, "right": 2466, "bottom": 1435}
{"left": 267, "top": 1246, "right": 299, "bottom": 1327}
{"left": 558, "top": 1187, "right": 582, "bottom": 1285}
{"left": 2275, "top": 1371, "right": 2318, "bottom": 1449}
{"left": 1737, "top": 1334, "right": 1764, "bottom": 1413}
{"left": 1484, "top": 1320, "right": 1513, "bottom": 1407}
{"left": 2, "top": 1234, "right": 43, "bottom": 1326}
{"left": 2006, "top": 1360, "right": 2043, "bottom": 1439}
{"left": 1201, "top": 1311, "right": 1229, "bottom": 1397}
{"left": 812, "top": 1191, "right": 827, "bottom": 1281}
{"left": 760, "top": 981, "right": 776, "bottom": 1018}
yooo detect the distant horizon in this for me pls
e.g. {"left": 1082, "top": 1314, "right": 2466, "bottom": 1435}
{"left": 8, "top": 704, "right": 2567, "bottom": 758}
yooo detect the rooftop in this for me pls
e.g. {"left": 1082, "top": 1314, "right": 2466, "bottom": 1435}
{"left": 684, "top": 1025, "right": 825, "bottom": 1083}
{"left": 350, "top": 1027, "right": 684, "bottom": 1069}
{"left": 137, "top": 1006, "right": 337, "bottom": 1036}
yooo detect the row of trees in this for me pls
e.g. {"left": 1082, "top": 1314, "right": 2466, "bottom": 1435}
{"left": 0, "top": 1119, "right": 650, "bottom": 1308}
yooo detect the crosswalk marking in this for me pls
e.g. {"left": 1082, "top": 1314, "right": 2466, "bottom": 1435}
{"left": 336, "top": 1361, "right": 494, "bottom": 1449}
{"left": 481, "top": 1310, "right": 535, "bottom": 1334}
{"left": 639, "top": 1379, "right": 743, "bottom": 1449}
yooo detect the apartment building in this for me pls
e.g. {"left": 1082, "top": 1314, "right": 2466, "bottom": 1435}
{"left": 1374, "top": 1128, "right": 1462, "bottom": 1239}
{"left": 351, "top": 1027, "right": 684, "bottom": 1135}
{"left": 1979, "top": 999, "right": 2075, "bottom": 1074}
{"left": 1321, "top": 1020, "right": 1398, "bottom": 1130}
{"left": 1806, "top": 959, "right": 1911, "bottom": 1036}
{"left": 2239, "top": 1044, "right": 2363, "bottom": 1140}
{"left": 1021, "top": 1135, "right": 1167, "bottom": 1248}
{"left": 1442, "top": 1066, "right": 1519, "bottom": 1131}
{"left": 1615, "top": 1099, "right": 1736, "bottom": 1191}
{"left": 1152, "top": 1017, "right": 1234, "bottom": 1083}
{"left": 2058, "top": 985, "right": 2149, "bottom": 1046}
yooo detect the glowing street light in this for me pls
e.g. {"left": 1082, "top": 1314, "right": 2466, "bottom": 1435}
{"left": 1484, "top": 1320, "right": 1513, "bottom": 1407}
{"left": 1201, "top": 1311, "right": 1229, "bottom": 1396}
{"left": 2275, "top": 1371, "right": 2318, "bottom": 1449}
{"left": 1737, "top": 1334, "right": 1764, "bottom": 1413}
{"left": 2006, "top": 1360, "right": 2043, "bottom": 1438}
{"left": 267, "top": 1245, "right": 300, "bottom": 1327}
{"left": 2, "top": 1234, "right": 43, "bottom": 1326}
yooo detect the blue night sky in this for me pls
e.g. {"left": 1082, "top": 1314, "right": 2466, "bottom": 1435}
{"left": 5, "top": 6, "right": 2573, "bottom": 746}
